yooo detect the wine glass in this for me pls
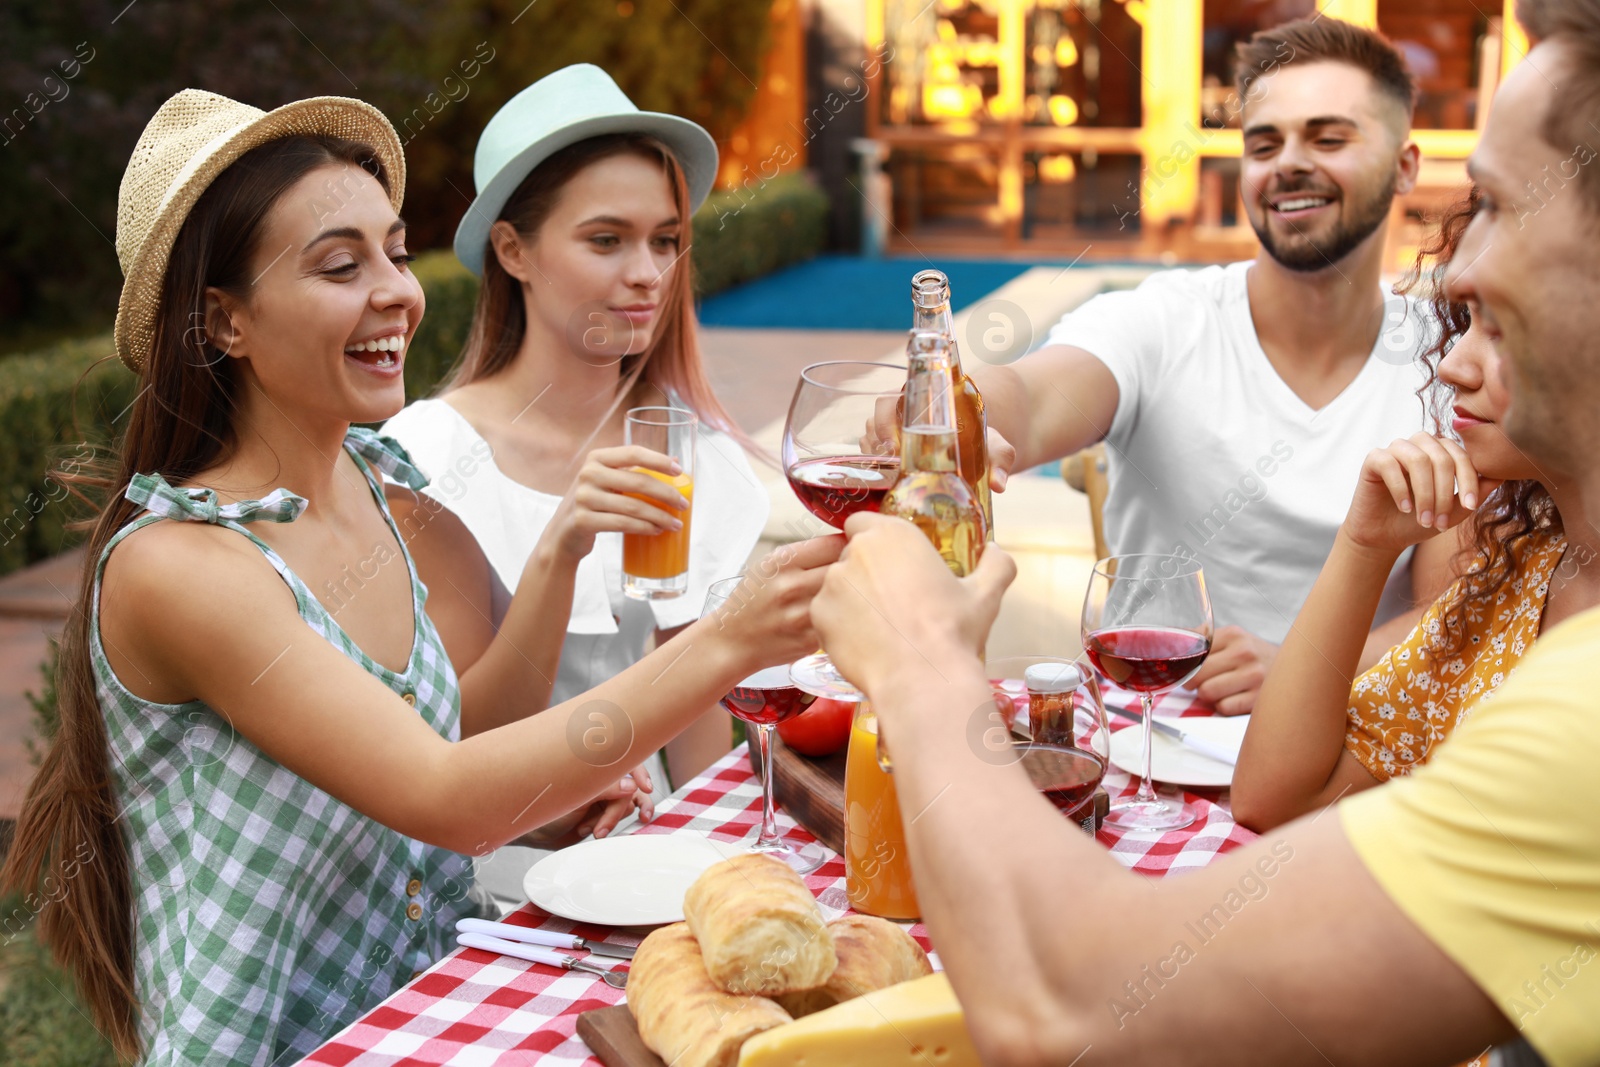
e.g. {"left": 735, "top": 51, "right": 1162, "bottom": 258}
{"left": 782, "top": 361, "right": 906, "bottom": 702}
{"left": 1080, "top": 554, "right": 1213, "bottom": 832}
{"left": 703, "top": 577, "right": 829, "bottom": 874}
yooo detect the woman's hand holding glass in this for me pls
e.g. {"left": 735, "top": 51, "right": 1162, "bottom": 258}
{"left": 696, "top": 535, "right": 846, "bottom": 678}
{"left": 1343, "top": 433, "right": 1502, "bottom": 556}
{"left": 541, "top": 445, "right": 689, "bottom": 563}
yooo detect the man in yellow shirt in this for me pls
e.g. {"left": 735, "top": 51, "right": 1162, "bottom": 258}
{"left": 810, "top": 2, "right": 1600, "bottom": 1063}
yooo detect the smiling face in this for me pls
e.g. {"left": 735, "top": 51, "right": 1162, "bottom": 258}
{"left": 495, "top": 151, "right": 682, "bottom": 367}
{"left": 1445, "top": 39, "right": 1600, "bottom": 472}
{"left": 1435, "top": 320, "right": 1540, "bottom": 481}
{"left": 207, "top": 161, "right": 423, "bottom": 426}
{"left": 1241, "top": 62, "right": 1418, "bottom": 272}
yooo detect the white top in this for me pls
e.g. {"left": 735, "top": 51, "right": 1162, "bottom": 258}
{"left": 380, "top": 397, "right": 770, "bottom": 706}
{"left": 1046, "top": 261, "right": 1435, "bottom": 644}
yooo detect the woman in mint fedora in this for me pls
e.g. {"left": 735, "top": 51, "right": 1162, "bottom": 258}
{"left": 0, "top": 87, "right": 834, "bottom": 1066}
{"left": 382, "top": 65, "right": 772, "bottom": 906}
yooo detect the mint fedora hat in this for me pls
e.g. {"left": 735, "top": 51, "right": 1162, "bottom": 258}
{"left": 454, "top": 64, "right": 718, "bottom": 275}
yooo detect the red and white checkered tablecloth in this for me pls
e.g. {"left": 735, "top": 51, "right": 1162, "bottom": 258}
{"left": 297, "top": 687, "right": 1254, "bottom": 1066}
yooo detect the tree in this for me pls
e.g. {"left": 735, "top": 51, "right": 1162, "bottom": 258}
{"left": 0, "top": 0, "right": 774, "bottom": 334}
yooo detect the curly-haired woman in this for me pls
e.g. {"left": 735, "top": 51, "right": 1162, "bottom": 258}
{"left": 1233, "top": 188, "right": 1600, "bottom": 833}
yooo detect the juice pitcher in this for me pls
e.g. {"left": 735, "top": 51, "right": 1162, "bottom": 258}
{"left": 843, "top": 704, "right": 920, "bottom": 920}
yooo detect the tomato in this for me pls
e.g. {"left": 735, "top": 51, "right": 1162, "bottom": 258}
{"left": 775, "top": 696, "right": 854, "bottom": 757}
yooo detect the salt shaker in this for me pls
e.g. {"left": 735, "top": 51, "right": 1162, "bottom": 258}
{"left": 1025, "top": 662, "right": 1085, "bottom": 747}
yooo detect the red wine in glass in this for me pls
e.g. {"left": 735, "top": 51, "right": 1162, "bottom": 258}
{"left": 718, "top": 666, "right": 817, "bottom": 726}
{"left": 1020, "top": 745, "right": 1106, "bottom": 812}
{"left": 1084, "top": 626, "right": 1211, "bottom": 692}
{"left": 703, "top": 582, "right": 827, "bottom": 875}
{"left": 783, "top": 361, "right": 905, "bottom": 702}
{"left": 1080, "top": 553, "right": 1213, "bottom": 833}
{"left": 785, "top": 455, "right": 899, "bottom": 527}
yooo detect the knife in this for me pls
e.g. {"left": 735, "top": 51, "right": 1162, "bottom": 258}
{"left": 456, "top": 917, "right": 637, "bottom": 960}
{"left": 1107, "top": 705, "right": 1238, "bottom": 766}
{"left": 457, "top": 933, "right": 629, "bottom": 988}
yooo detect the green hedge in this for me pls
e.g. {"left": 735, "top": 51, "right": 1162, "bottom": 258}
{"left": 0, "top": 339, "right": 137, "bottom": 576}
{"left": 692, "top": 173, "right": 831, "bottom": 297}
{"left": 0, "top": 172, "right": 827, "bottom": 580}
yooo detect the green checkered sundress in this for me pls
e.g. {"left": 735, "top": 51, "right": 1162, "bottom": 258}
{"left": 89, "top": 427, "right": 485, "bottom": 1067}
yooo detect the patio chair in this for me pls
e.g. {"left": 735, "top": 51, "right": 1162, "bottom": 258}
{"left": 1060, "top": 443, "right": 1110, "bottom": 561}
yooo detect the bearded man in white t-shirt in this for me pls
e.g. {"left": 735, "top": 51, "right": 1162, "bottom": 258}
{"left": 977, "top": 17, "right": 1456, "bottom": 714}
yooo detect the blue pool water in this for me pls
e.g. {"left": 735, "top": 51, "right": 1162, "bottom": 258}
{"left": 697, "top": 254, "right": 1068, "bottom": 330}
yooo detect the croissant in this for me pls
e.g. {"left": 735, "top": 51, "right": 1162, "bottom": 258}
{"left": 774, "top": 915, "right": 933, "bottom": 1017}
{"left": 683, "top": 853, "right": 837, "bottom": 995}
{"left": 628, "top": 922, "right": 793, "bottom": 1067}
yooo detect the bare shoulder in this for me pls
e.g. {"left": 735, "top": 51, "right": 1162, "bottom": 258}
{"left": 100, "top": 520, "right": 298, "bottom": 698}
{"left": 103, "top": 519, "right": 280, "bottom": 601}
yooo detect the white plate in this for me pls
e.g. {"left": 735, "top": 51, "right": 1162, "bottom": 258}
{"left": 522, "top": 834, "right": 747, "bottom": 926}
{"left": 1108, "top": 715, "right": 1250, "bottom": 789}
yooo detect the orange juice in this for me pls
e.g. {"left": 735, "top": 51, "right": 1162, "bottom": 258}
{"left": 622, "top": 470, "right": 693, "bottom": 579}
{"left": 844, "top": 708, "right": 920, "bottom": 919}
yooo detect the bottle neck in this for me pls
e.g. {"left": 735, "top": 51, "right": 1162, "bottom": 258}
{"left": 911, "top": 301, "right": 964, "bottom": 372}
{"left": 911, "top": 302, "right": 952, "bottom": 336}
{"left": 902, "top": 351, "right": 961, "bottom": 475}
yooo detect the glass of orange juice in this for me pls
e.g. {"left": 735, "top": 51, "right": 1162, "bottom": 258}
{"left": 623, "top": 406, "right": 697, "bottom": 600}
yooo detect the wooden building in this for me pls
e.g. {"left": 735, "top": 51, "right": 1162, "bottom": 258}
{"left": 851, "top": 0, "right": 1525, "bottom": 266}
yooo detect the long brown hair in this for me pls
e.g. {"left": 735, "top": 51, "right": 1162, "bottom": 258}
{"left": 0, "top": 134, "right": 391, "bottom": 1061}
{"left": 1397, "top": 188, "right": 1560, "bottom": 659}
{"left": 444, "top": 133, "right": 756, "bottom": 455}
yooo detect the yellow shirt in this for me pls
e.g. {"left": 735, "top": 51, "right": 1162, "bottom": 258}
{"left": 1345, "top": 528, "right": 1564, "bottom": 781}
{"left": 1341, "top": 605, "right": 1600, "bottom": 1067}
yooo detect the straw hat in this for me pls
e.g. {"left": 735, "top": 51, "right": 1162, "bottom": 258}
{"left": 454, "top": 64, "right": 717, "bottom": 276}
{"left": 113, "top": 89, "right": 405, "bottom": 373}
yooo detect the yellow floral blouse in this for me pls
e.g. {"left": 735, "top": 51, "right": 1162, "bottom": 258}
{"left": 1344, "top": 527, "right": 1566, "bottom": 783}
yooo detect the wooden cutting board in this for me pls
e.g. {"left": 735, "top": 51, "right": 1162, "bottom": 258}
{"left": 578, "top": 741, "right": 1106, "bottom": 1067}
{"left": 577, "top": 1005, "right": 665, "bottom": 1067}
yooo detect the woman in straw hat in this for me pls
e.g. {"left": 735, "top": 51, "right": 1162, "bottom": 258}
{"left": 380, "top": 65, "right": 776, "bottom": 907}
{"left": 0, "top": 88, "right": 835, "bottom": 1065}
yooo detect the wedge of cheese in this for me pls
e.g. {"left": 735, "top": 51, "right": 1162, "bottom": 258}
{"left": 736, "top": 972, "right": 979, "bottom": 1066}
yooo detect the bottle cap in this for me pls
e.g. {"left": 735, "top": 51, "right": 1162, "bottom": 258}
{"left": 1025, "top": 662, "right": 1083, "bottom": 694}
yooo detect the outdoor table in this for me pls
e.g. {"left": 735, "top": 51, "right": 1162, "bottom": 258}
{"left": 297, "top": 686, "right": 1255, "bottom": 1066}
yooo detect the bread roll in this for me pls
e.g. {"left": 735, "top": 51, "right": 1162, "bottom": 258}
{"left": 629, "top": 923, "right": 792, "bottom": 1067}
{"left": 774, "top": 915, "right": 933, "bottom": 1017}
{"left": 683, "top": 853, "right": 837, "bottom": 995}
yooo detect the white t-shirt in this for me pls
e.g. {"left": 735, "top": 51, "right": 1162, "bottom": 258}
{"left": 1046, "top": 261, "right": 1434, "bottom": 644}
{"left": 380, "top": 397, "right": 770, "bottom": 705}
